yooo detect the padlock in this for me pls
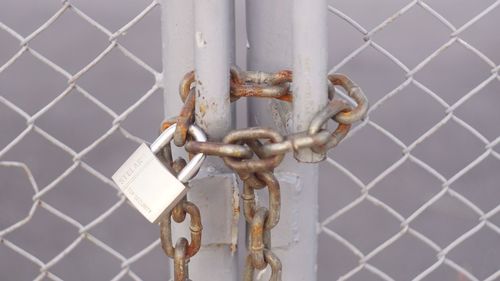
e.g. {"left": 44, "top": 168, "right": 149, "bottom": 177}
{"left": 112, "top": 124, "right": 207, "bottom": 224}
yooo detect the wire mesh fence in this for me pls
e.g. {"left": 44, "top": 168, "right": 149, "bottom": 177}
{"left": 0, "top": 0, "right": 499, "bottom": 280}
{"left": 319, "top": 1, "right": 500, "bottom": 280}
{"left": 0, "top": 1, "right": 166, "bottom": 280}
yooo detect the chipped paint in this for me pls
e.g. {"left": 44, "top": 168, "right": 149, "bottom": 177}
{"left": 270, "top": 99, "right": 292, "bottom": 135}
{"left": 195, "top": 31, "right": 207, "bottom": 48}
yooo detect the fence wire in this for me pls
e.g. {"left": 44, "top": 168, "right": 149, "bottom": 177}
{"left": 0, "top": 0, "right": 499, "bottom": 281}
{"left": 0, "top": 1, "right": 163, "bottom": 280}
{"left": 320, "top": 1, "right": 500, "bottom": 280}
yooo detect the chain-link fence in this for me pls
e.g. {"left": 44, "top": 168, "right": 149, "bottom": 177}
{"left": 0, "top": 1, "right": 166, "bottom": 280}
{"left": 319, "top": 1, "right": 500, "bottom": 280}
{"left": 0, "top": 0, "right": 499, "bottom": 280}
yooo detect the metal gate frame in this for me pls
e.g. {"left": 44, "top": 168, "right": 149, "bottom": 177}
{"left": 161, "top": 0, "right": 326, "bottom": 279}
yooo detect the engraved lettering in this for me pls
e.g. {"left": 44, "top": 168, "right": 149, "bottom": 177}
{"left": 116, "top": 154, "right": 146, "bottom": 187}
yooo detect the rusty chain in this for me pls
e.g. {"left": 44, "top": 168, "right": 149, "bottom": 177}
{"left": 242, "top": 172, "right": 282, "bottom": 280}
{"left": 160, "top": 66, "right": 368, "bottom": 281}
{"left": 176, "top": 67, "right": 368, "bottom": 161}
{"left": 159, "top": 157, "right": 202, "bottom": 281}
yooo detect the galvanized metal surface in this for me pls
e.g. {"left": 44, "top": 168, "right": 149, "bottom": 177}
{"left": 194, "top": 0, "right": 232, "bottom": 141}
{"left": 247, "top": 1, "right": 319, "bottom": 280}
{"left": 161, "top": 0, "right": 238, "bottom": 280}
{"left": 161, "top": 0, "right": 194, "bottom": 119}
{"left": 163, "top": 9, "right": 367, "bottom": 279}
{"left": 193, "top": 0, "right": 239, "bottom": 280}
{"left": 292, "top": 0, "right": 329, "bottom": 163}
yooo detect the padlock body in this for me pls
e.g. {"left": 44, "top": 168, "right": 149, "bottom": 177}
{"left": 112, "top": 143, "right": 187, "bottom": 223}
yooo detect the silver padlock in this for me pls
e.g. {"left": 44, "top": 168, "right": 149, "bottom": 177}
{"left": 112, "top": 124, "right": 207, "bottom": 224}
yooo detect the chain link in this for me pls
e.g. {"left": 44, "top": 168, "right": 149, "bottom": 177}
{"left": 159, "top": 157, "right": 202, "bottom": 281}
{"left": 175, "top": 67, "right": 367, "bottom": 162}
{"left": 242, "top": 171, "right": 282, "bottom": 280}
{"left": 159, "top": 66, "right": 367, "bottom": 281}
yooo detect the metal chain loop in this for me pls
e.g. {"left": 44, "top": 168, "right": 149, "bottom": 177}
{"left": 230, "top": 66, "right": 293, "bottom": 102}
{"left": 240, "top": 169, "right": 281, "bottom": 278}
{"left": 160, "top": 66, "right": 368, "bottom": 281}
{"left": 248, "top": 208, "right": 271, "bottom": 270}
{"left": 174, "top": 88, "right": 196, "bottom": 147}
{"left": 328, "top": 74, "right": 368, "bottom": 124}
{"left": 173, "top": 238, "right": 190, "bottom": 281}
{"left": 174, "top": 67, "right": 368, "bottom": 163}
{"left": 179, "top": 70, "right": 196, "bottom": 103}
{"left": 308, "top": 99, "right": 352, "bottom": 154}
{"left": 242, "top": 172, "right": 280, "bottom": 228}
{"left": 160, "top": 196, "right": 203, "bottom": 259}
{"left": 244, "top": 250, "right": 282, "bottom": 281}
{"left": 159, "top": 157, "right": 202, "bottom": 281}
{"left": 222, "top": 127, "right": 285, "bottom": 174}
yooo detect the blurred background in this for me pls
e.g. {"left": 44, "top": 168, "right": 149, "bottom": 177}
{"left": 0, "top": 0, "right": 499, "bottom": 280}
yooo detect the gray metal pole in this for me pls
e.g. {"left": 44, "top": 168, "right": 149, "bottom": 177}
{"left": 161, "top": 0, "right": 238, "bottom": 280}
{"left": 247, "top": 0, "right": 325, "bottom": 280}
{"left": 161, "top": 0, "right": 193, "bottom": 117}
{"left": 194, "top": 0, "right": 233, "bottom": 140}
{"left": 293, "top": 0, "right": 328, "bottom": 162}
{"left": 192, "top": 0, "right": 238, "bottom": 280}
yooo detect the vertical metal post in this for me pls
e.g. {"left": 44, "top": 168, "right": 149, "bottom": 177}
{"left": 192, "top": 1, "right": 238, "bottom": 279}
{"left": 293, "top": 0, "right": 328, "bottom": 162}
{"left": 161, "top": 0, "right": 193, "bottom": 117}
{"left": 247, "top": 0, "right": 325, "bottom": 280}
{"left": 161, "top": 0, "right": 238, "bottom": 280}
{"left": 194, "top": 0, "right": 232, "bottom": 139}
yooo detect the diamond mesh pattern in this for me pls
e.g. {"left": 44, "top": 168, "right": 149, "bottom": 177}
{"left": 0, "top": 1, "right": 163, "bottom": 280}
{"left": 320, "top": 1, "right": 500, "bottom": 280}
{"left": 0, "top": 0, "right": 499, "bottom": 280}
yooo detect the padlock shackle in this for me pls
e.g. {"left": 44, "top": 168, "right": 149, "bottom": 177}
{"left": 150, "top": 124, "right": 207, "bottom": 183}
